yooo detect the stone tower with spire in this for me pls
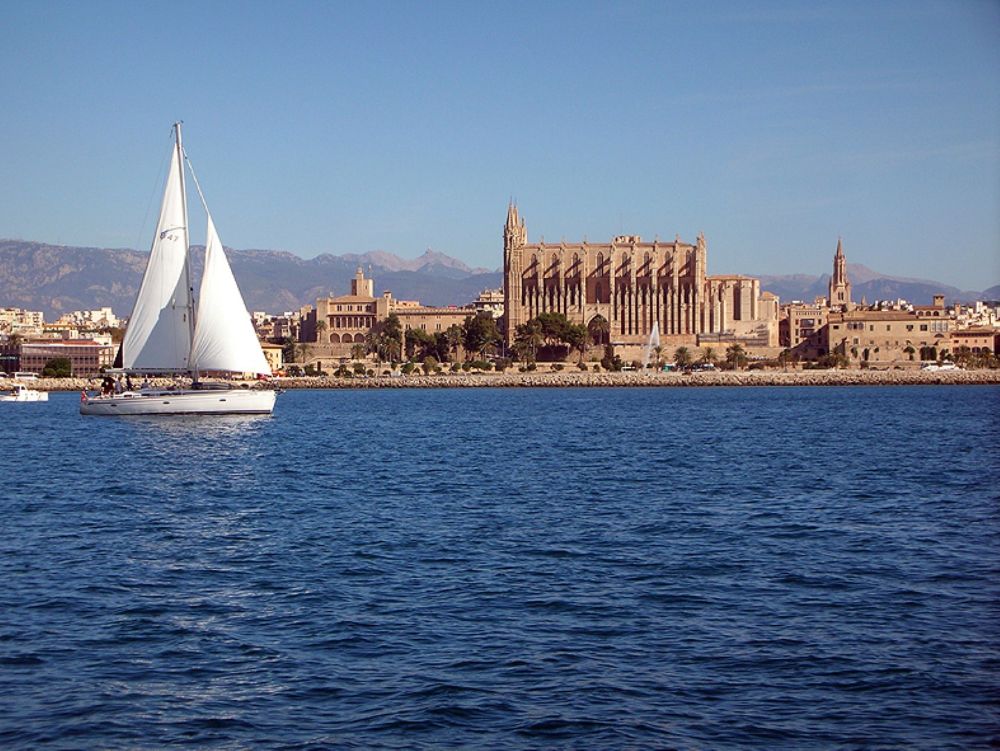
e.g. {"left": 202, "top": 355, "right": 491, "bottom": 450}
{"left": 503, "top": 202, "right": 528, "bottom": 336}
{"left": 828, "top": 238, "right": 852, "bottom": 310}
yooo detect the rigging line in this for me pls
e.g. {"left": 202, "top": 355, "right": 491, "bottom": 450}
{"left": 181, "top": 147, "right": 212, "bottom": 218}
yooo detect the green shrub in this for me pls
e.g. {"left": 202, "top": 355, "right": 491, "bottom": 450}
{"left": 41, "top": 357, "right": 71, "bottom": 377}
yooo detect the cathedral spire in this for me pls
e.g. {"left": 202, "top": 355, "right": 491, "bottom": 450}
{"left": 506, "top": 200, "right": 517, "bottom": 229}
{"left": 504, "top": 201, "right": 526, "bottom": 251}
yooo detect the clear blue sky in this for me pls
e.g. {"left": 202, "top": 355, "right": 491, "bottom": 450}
{"left": 1, "top": 0, "right": 997, "bottom": 289}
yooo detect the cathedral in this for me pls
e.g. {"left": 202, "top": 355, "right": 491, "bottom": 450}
{"left": 502, "top": 204, "right": 778, "bottom": 353}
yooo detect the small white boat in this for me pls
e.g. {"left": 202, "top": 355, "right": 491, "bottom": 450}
{"left": 0, "top": 383, "right": 49, "bottom": 402}
{"left": 81, "top": 122, "right": 276, "bottom": 417}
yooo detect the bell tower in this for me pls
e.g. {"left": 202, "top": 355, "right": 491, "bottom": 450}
{"left": 503, "top": 202, "right": 528, "bottom": 344}
{"left": 828, "top": 238, "right": 852, "bottom": 310}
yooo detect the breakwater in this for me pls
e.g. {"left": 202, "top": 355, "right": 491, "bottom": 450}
{"left": 7, "top": 368, "right": 999, "bottom": 391}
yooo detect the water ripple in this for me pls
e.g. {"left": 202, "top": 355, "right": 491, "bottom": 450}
{"left": 0, "top": 386, "right": 998, "bottom": 749}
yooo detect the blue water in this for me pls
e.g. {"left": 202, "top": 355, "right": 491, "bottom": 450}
{"left": 1, "top": 386, "right": 998, "bottom": 749}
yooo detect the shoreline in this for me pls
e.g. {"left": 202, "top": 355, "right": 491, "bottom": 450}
{"left": 7, "top": 369, "right": 1000, "bottom": 391}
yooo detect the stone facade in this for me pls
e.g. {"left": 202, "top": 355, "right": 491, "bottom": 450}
{"left": 18, "top": 339, "right": 111, "bottom": 377}
{"left": 300, "top": 268, "right": 475, "bottom": 361}
{"left": 501, "top": 204, "right": 778, "bottom": 357}
{"left": 827, "top": 309, "right": 951, "bottom": 364}
{"left": 781, "top": 302, "right": 830, "bottom": 359}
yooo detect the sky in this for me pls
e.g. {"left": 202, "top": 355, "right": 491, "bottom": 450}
{"left": 1, "top": 0, "right": 998, "bottom": 290}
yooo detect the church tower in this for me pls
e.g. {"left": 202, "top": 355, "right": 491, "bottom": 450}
{"left": 828, "top": 238, "right": 852, "bottom": 310}
{"left": 504, "top": 201, "right": 526, "bottom": 254}
{"left": 503, "top": 202, "right": 528, "bottom": 343}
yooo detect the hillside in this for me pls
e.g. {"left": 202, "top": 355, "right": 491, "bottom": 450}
{"left": 0, "top": 240, "right": 502, "bottom": 318}
{"left": 0, "top": 239, "right": 993, "bottom": 318}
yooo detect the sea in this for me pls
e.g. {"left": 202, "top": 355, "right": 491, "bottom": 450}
{"left": 1, "top": 385, "right": 998, "bottom": 750}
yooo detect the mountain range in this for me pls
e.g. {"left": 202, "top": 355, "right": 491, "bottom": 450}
{"left": 0, "top": 239, "right": 996, "bottom": 320}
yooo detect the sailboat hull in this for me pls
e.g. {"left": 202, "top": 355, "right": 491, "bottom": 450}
{"left": 80, "top": 388, "right": 275, "bottom": 416}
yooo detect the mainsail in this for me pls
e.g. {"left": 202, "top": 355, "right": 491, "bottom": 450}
{"left": 121, "top": 134, "right": 193, "bottom": 371}
{"left": 189, "top": 216, "right": 270, "bottom": 375}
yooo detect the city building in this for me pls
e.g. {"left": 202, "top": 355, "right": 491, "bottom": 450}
{"left": 473, "top": 288, "right": 504, "bottom": 319}
{"left": 18, "top": 339, "right": 112, "bottom": 377}
{"left": 260, "top": 343, "right": 284, "bottom": 374}
{"left": 501, "top": 204, "right": 778, "bottom": 359}
{"left": 299, "top": 267, "right": 477, "bottom": 362}
{"left": 0, "top": 307, "right": 44, "bottom": 337}
{"left": 780, "top": 301, "right": 830, "bottom": 359}
{"left": 53, "top": 307, "right": 120, "bottom": 329}
{"left": 948, "top": 327, "right": 996, "bottom": 357}
{"left": 827, "top": 308, "right": 951, "bottom": 364}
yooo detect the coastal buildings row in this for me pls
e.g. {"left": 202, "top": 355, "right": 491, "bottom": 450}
{"left": 1, "top": 307, "right": 119, "bottom": 376}
{"left": 294, "top": 267, "right": 503, "bottom": 367}
{"left": 780, "top": 241, "right": 998, "bottom": 365}
{"left": 2, "top": 207, "right": 998, "bottom": 374}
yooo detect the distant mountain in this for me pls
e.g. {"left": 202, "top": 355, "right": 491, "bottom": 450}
{"left": 1, "top": 238, "right": 993, "bottom": 318}
{"left": 759, "top": 263, "right": 988, "bottom": 306}
{"left": 0, "top": 240, "right": 502, "bottom": 319}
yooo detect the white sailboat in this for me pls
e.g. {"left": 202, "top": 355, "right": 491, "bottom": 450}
{"left": 81, "top": 123, "right": 276, "bottom": 416}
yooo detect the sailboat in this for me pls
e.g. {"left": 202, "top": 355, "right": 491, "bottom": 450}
{"left": 80, "top": 123, "right": 276, "bottom": 416}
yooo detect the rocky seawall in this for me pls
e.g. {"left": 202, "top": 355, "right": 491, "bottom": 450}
{"left": 7, "top": 369, "right": 999, "bottom": 392}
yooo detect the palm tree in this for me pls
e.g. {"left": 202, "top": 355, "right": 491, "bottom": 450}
{"left": 294, "top": 341, "right": 311, "bottom": 365}
{"left": 515, "top": 320, "right": 544, "bottom": 362}
{"left": 725, "top": 343, "right": 747, "bottom": 370}
{"left": 445, "top": 324, "right": 464, "bottom": 361}
{"left": 588, "top": 316, "right": 610, "bottom": 346}
{"left": 700, "top": 346, "right": 717, "bottom": 365}
{"left": 314, "top": 319, "right": 327, "bottom": 343}
{"left": 350, "top": 343, "right": 366, "bottom": 361}
{"left": 653, "top": 344, "right": 665, "bottom": 369}
{"left": 674, "top": 346, "right": 692, "bottom": 368}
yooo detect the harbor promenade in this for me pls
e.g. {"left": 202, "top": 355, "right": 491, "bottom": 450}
{"left": 8, "top": 368, "right": 1000, "bottom": 392}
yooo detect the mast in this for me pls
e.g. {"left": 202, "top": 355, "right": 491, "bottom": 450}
{"left": 174, "top": 121, "right": 199, "bottom": 381}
